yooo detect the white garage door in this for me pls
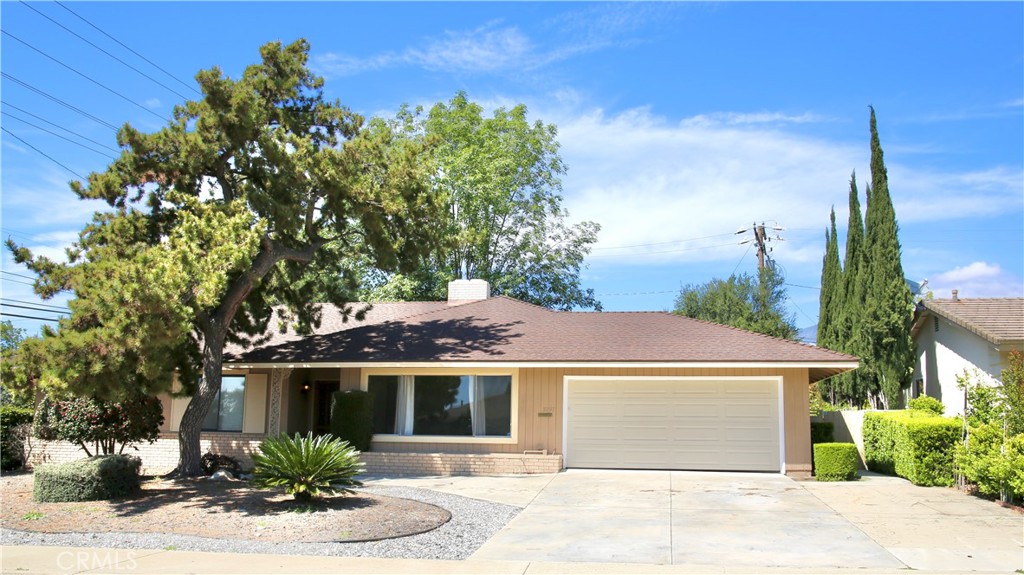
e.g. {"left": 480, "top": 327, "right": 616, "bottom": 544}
{"left": 565, "top": 378, "right": 781, "bottom": 472}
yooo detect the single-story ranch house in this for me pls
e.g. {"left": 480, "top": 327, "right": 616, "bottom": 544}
{"left": 910, "top": 295, "right": 1023, "bottom": 415}
{"left": 33, "top": 280, "right": 858, "bottom": 477}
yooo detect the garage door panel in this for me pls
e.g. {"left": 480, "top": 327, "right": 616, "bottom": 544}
{"left": 567, "top": 378, "right": 780, "bottom": 472}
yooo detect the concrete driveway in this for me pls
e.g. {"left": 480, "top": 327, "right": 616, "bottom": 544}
{"left": 369, "top": 470, "right": 1023, "bottom": 571}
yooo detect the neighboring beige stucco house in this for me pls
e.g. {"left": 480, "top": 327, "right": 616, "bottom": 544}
{"left": 33, "top": 280, "right": 858, "bottom": 477}
{"left": 910, "top": 296, "right": 1024, "bottom": 416}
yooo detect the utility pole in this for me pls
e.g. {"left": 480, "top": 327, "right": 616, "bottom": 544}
{"left": 754, "top": 223, "right": 767, "bottom": 270}
{"left": 736, "top": 222, "right": 785, "bottom": 271}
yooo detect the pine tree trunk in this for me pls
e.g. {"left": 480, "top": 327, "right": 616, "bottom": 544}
{"left": 171, "top": 326, "right": 226, "bottom": 477}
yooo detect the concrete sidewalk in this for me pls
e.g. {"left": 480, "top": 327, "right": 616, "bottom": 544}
{"left": 0, "top": 545, "right": 939, "bottom": 574}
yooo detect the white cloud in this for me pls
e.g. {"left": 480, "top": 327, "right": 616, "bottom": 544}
{"left": 145, "top": 98, "right": 161, "bottom": 109}
{"left": 548, "top": 106, "right": 862, "bottom": 265}
{"left": 523, "top": 105, "right": 1024, "bottom": 269}
{"left": 927, "top": 261, "right": 1024, "bottom": 299}
{"left": 891, "top": 166, "right": 1023, "bottom": 223}
{"left": 681, "top": 111, "right": 832, "bottom": 128}
{"left": 2, "top": 170, "right": 110, "bottom": 226}
{"left": 314, "top": 5, "right": 677, "bottom": 78}
{"left": 316, "top": 23, "right": 535, "bottom": 76}
{"left": 410, "top": 24, "right": 534, "bottom": 73}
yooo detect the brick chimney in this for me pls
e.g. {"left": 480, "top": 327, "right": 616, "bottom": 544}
{"left": 448, "top": 279, "right": 490, "bottom": 303}
{"left": 952, "top": 289, "right": 959, "bottom": 301}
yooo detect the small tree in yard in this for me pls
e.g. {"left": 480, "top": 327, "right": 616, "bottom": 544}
{"left": 8, "top": 39, "right": 442, "bottom": 476}
{"left": 34, "top": 393, "right": 163, "bottom": 457}
{"left": 954, "top": 352, "right": 1024, "bottom": 504}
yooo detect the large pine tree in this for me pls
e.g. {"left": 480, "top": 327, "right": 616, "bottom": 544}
{"left": 861, "top": 107, "right": 914, "bottom": 408}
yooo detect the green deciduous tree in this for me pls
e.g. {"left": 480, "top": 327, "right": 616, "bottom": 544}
{"left": 364, "top": 92, "right": 601, "bottom": 310}
{"left": 8, "top": 40, "right": 441, "bottom": 476}
{"left": 674, "top": 266, "right": 797, "bottom": 340}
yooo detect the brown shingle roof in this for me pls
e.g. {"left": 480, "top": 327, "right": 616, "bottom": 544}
{"left": 920, "top": 298, "right": 1024, "bottom": 345}
{"left": 225, "top": 296, "right": 856, "bottom": 375}
{"left": 223, "top": 301, "right": 467, "bottom": 357}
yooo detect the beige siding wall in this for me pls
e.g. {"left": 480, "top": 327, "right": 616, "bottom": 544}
{"left": 367, "top": 366, "right": 813, "bottom": 472}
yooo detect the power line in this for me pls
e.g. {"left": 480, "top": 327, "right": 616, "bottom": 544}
{"left": 730, "top": 243, "right": 753, "bottom": 276}
{"left": 19, "top": 1, "right": 192, "bottom": 101}
{"left": 1, "top": 277, "right": 37, "bottom": 287}
{"left": 55, "top": 1, "right": 200, "bottom": 96}
{"left": 1, "top": 298, "right": 70, "bottom": 312}
{"left": 0, "top": 312, "right": 60, "bottom": 322}
{"left": 785, "top": 283, "right": 821, "bottom": 291}
{"left": 1, "top": 302, "right": 68, "bottom": 315}
{"left": 1, "top": 126, "right": 86, "bottom": 179}
{"left": 2, "top": 30, "right": 169, "bottom": 123}
{"left": 3, "top": 111, "right": 117, "bottom": 159}
{"left": 2, "top": 101, "right": 120, "bottom": 153}
{"left": 1, "top": 271, "right": 38, "bottom": 281}
{"left": 2, "top": 72, "right": 118, "bottom": 130}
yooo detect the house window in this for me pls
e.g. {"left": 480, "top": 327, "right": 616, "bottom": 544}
{"left": 367, "top": 374, "right": 512, "bottom": 438}
{"left": 202, "top": 375, "right": 246, "bottom": 432}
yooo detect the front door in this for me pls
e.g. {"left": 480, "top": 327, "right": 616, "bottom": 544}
{"left": 314, "top": 381, "right": 340, "bottom": 435}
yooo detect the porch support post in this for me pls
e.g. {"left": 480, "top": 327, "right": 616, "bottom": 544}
{"left": 268, "top": 368, "right": 292, "bottom": 436}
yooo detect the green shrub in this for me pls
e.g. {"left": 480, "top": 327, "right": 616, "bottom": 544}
{"left": 252, "top": 432, "right": 364, "bottom": 502}
{"left": 1, "top": 405, "right": 34, "bottom": 471}
{"left": 811, "top": 421, "right": 835, "bottom": 444}
{"left": 907, "top": 396, "right": 945, "bottom": 416}
{"left": 864, "top": 410, "right": 960, "bottom": 486}
{"left": 330, "top": 390, "right": 373, "bottom": 453}
{"left": 33, "top": 455, "right": 141, "bottom": 502}
{"left": 954, "top": 423, "right": 1024, "bottom": 502}
{"left": 33, "top": 393, "right": 163, "bottom": 456}
{"left": 814, "top": 443, "right": 859, "bottom": 481}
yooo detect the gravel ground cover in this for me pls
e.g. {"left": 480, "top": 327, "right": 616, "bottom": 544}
{"left": 1, "top": 478, "right": 521, "bottom": 560}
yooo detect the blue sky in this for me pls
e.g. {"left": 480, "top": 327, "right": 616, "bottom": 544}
{"left": 2, "top": 2, "right": 1022, "bottom": 337}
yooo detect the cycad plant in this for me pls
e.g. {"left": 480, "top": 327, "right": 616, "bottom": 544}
{"left": 251, "top": 433, "right": 364, "bottom": 502}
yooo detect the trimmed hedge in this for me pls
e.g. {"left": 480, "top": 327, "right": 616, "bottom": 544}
{"left": 1, "top": 405, "right": 34, "bottom": 471}
{"left": 33, "top": 455, "right": 141, "bottom": 502}
{"left": 907, "top": 396, "right": 945, "bottom": 416}
{"left": 330, "top": 390, "right": 373, "bottom": 453}
{"left": 814, "top": 443, "right": 859, "bottom": 481}
{"left": 863, "top": 410, "right": 960, "bottom": 486}
{"left": 811, "top": 421, "right": 835, "bottom": 444}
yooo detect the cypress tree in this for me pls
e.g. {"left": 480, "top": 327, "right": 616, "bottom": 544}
{"left": 837, "top": 172, "right": 869, "bottom": 406}
{"left": 862, "top": 107, "right": 914, "bottom": 409}
{"left": 816, "top": 207, "right": 843, "bottom": 403}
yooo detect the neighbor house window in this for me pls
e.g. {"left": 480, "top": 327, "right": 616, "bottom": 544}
{"left": 367, "top": 374, "right": 512, "bottom": 438}
{"left": 202, "top": 375, "right": 246, "bottom": 432}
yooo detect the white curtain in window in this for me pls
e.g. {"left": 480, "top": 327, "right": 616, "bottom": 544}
{"left": 469, "top": 376, "right": 487, "bottom": 436}
{"left": 395, "top": 375, "right": 415, "bottom": 435}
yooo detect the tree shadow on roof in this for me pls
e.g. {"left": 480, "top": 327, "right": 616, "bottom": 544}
{"left": 229, "top": 316, "right": 524, "bottom": 363}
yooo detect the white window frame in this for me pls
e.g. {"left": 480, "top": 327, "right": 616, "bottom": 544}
{"left": 361, "top": 367, "right": 518, "bottom": 444}
{"left": 202, "top": 372, "right": 248, "bottom": 433}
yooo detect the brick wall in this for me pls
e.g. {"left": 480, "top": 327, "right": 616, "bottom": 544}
{"left": 27, "top": 432, "right": 266, "bottom": 475}
{"left": 360, "top": 452, "right": 562, "bottom": 476}
{"left": 27, "top": 435, "right": 562, "bottom": 477}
